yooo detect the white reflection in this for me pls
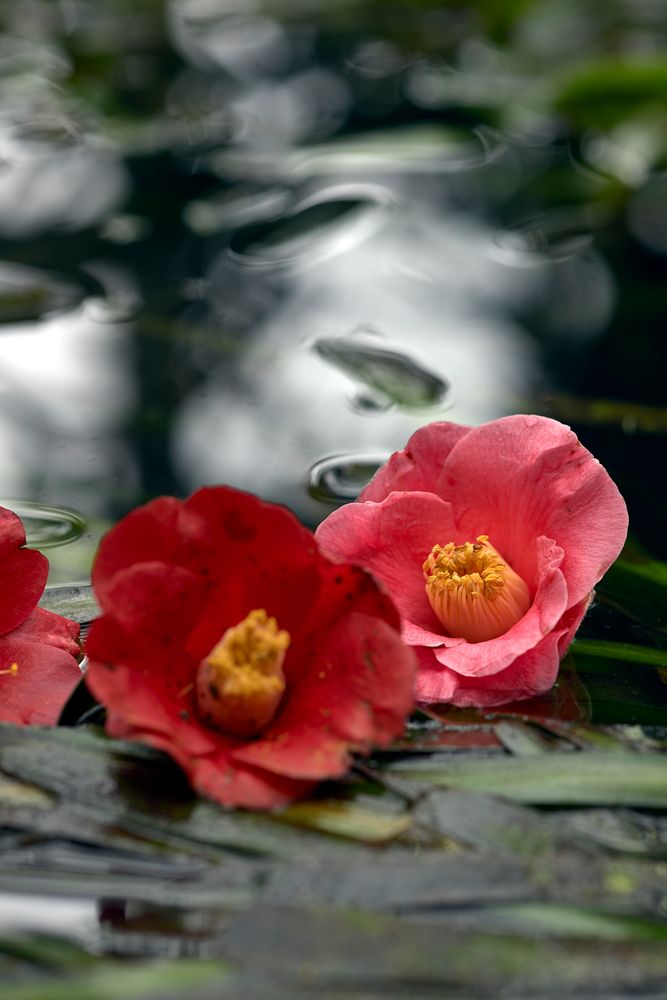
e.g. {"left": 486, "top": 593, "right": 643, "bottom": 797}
{"left": 172, "top": 196, "right": 536, "bottom": 522}
{"left": 0, "top": 120, "right": 128, "bottom": 237}
{"left": 0, "top": 303, "right": 137, "bottom": 516}
{"left": 229, "top": 69, "right": 350, "bottom": 145}
{"left": 0, "top": 892, "right": 98, "bottom": 946}
{"left": 169, "top": 3, "right": 290, "bottom": 79}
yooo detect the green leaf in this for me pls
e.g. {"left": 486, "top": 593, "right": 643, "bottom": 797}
{"left": 387, "top": 752, "right": 667, "bottom": 806}
{"left": 277, "top": 799, "right": 412, "bottom": 842}
{"left": 0, "top": 952, "right": 226, "bottom": 1000}
{"left": 572, "top": 639, "right": 667, "bottom": 668}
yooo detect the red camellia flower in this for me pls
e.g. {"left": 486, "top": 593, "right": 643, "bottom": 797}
{"left": 0, "top": 507, "right": 81, "bottom": 725}
{"left": 84, "top": 486, "right": 416, "bottom": 809}
{"left": 316, "top": 416, "right": 628, "bottom": 707}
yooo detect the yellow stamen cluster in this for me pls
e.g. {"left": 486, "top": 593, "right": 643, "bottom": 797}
{"left": 423, "top": 535, "right": 531, "bottom": 643}
{"left": 0, "top": 662, "right": 19, "bottom": 678}
{"left": 196, "top": 609, "right": 289, "bottom": 738}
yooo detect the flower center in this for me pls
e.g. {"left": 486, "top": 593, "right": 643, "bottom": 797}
{"left": 423, "top": 535, "right": 531, "bottom": 643}
{"left": 195, "top": 609, "right": 289, "bottom": 739}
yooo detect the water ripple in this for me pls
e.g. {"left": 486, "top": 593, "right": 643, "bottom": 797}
{"left": 2, "top": 501, "right": 87, "bottom": 548}
{"left": 308, "top": 453, "right": 389, "bottom": 503}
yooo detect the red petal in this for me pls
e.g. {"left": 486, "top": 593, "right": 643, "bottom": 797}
{"left": 12, "top": 607, "right": 80, "bottom": 658}
{"left": 0, "top": 637, "right": 81, "bottom": 725}
{"left": 233, "top": 612, "right": 416, "bottom": 780}
{"left": 0, "top": 511, "right": 47, "bottom": 632}
{"left": 103, "top": 562, "right": 208, "bottom": 649}
{"left": 186, "top": 751, "right": 315, "bottom": 810}
{"left": 92, "top": 497, "right": 186, "bottom": 609}
{"left": 85, "top": 615, "right": 218, "bottom": 753}
{"left": 183, "top": 487, "right": 322, "bottom": 655}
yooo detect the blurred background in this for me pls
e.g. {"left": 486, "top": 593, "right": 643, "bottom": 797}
{"left": 0, "top": 0, "right": 665, "bottom": 581}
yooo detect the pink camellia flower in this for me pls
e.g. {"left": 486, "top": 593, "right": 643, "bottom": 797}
{"left": 316, "top": 416, "right": 628, "bottom": 707}
{"left": 0, "top": 507, "right": 81, "bottom": 725}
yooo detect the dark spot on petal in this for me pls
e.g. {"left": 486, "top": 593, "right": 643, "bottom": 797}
{"left": 179, "top": 709, "right": 190, "bottom": 721}
{"left": 223, "top": 509, "right": 256, "bottom": 542}
{"left": 334, "top": 575, "right": 343, "bottom": 584}
{"left": 209, "top": 683, "right": 220, "bottom": 700}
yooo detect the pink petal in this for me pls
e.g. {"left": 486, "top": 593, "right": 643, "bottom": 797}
{"left": 360, "top": 421, "right": 471, "bottom": 501}
{"left": 437, "top": 415, "right": 628, "bottom": 606}
{"left": 415, "top": 627, "right": 567, "bottom": 707}
{"left": 0, "top": 637, "right": 81, "bottom": 725}
{"left": 557, "top": 593, "right": 592, "bottom": 657}
{"left": 316, "top": 491, "right": 458, "bottom": 634}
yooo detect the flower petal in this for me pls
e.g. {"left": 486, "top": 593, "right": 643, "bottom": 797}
{"left": 86, "top": 615, "right": 218, "bottom": 753}
{"left": 233, "top": 612, "right": 415, "bottom": 780}
{"left": 430, "top": 535, "right": 568, "bottom": 678}
{"left": 415, "top": 626, "right": 567, "bottom": 707}
{"left": 183, "top": 486, "right": 322, "bottom": 654}
{"left": 103, "top": 562, "right": 208, "bottom": 650}
{"left": 437, "top": 415, "right": 628, "bottom": 605}
{"left": 12, "top": 607, "right": 80, "bottom": 658}
{"left": 0, "top": 637, "right": 81, "bottom": 725}
{"left": 180, "top": 748, "right": 315, "bottom": 810}
{"left": 360, "top": 422, "right": 471, "bottom": 501}
{"left": 0, "top": 541, "right": 48, "bottom": 635}
{"left": 316, "top": 491, "right": 458, "bottom": 634}
{"left": 92, "top": 498, "right": 188, "bottom": 610}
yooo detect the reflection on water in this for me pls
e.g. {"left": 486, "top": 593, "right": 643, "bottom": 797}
{"left": 228, "top": 184, "right": 393, "bottom": 269}
{"left": 173, "top": 192, "right": 535, "bottom": 520}
{"left": 308, "top": 453, "right": 388, "bottom": 503}
{"left": 0, "top": 261, "right": 85, "bottom": 324}
{"left": 0, "top": 500, "right": 86, "bottom": 548}
{"left": 312, "top": 328, "right": 451, "bottom": 410}
{"left": 0, "top": 0, "right": 663, "bottom": 566}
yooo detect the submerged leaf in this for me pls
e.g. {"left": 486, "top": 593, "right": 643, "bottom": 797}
{"left": 387, "top": 752, "right": 667, "bottom": 806}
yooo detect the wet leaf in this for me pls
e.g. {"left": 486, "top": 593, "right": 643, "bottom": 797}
{"left": 387, "top": 752, "right": 667, "bottom": 806}
{"left": 262, "top": 855, "right": 533, "bottom": 910}
{"left": 412, "top": 788, "right": 555, "bottom": 858}
{"left": 223, "top": 904, "right": 667, "bottom": 994}
{"left": 278, "top": 799, "right": 411, "bottom": 842}
{"left": 0, "top": 949, "right": 226, "bottom": 1000}
{"left": 572, "top": 639, "right": 667, "bottom": 668}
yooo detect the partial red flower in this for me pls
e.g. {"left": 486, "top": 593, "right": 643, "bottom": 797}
{"left": 316, "top": 416, "right": 628, "bottom": 707}
{"left": 0, "top": 507, "right": 81, "bottom": 725}
{"left": 84, "top": 486, "right": 416, "bottom": 810}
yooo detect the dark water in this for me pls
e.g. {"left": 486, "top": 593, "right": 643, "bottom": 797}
{"left": 0, "top": 1, "right": 664, "bottom": 582}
